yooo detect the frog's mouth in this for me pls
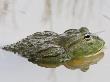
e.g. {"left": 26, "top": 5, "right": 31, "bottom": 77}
{"left": 84, "top": 47, "right": 104, "bottom": 58}
{"left": 84, "top": 39, "right": 105, "bottom": 58}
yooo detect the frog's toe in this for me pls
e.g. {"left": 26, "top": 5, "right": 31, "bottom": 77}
{"left": 80, "top": 66, "right": 89, "bottom": 72}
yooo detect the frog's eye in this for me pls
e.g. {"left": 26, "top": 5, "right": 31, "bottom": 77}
{"left": 84, "top": 34, "right": 91, "bottom": 41}
{"left": 84, "top": 34, "right": 90, "bottom": 38}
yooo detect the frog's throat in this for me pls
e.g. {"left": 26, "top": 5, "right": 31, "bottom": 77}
{"left": 84, "top": 48, "right": 104, "bottom": 58}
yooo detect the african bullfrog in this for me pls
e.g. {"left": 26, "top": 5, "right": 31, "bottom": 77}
{"left": 2, "top": 27, "right": 105, "bottom": 72}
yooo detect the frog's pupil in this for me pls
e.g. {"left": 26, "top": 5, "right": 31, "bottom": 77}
{"left": 84, "top": 34, "right": 90, "bottom": 39}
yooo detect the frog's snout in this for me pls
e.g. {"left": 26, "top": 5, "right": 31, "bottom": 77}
{"left": 99, "top": 38, "right": 105, "bottom": 48}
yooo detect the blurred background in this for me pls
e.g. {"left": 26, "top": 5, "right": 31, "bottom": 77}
{"left": 0, "top": 0, "right": 110, "bottom": 82}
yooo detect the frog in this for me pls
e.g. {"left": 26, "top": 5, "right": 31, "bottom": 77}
{"left": 2, "top": 27, "right": 105, "bottom": 72}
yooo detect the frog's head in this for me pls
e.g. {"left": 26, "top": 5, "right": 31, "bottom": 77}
{"left": 64, "top": 27, "right": 105, "bottom": 58}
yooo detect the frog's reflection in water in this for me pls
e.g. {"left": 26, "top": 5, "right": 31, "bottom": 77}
{"left": 64, "top": 52, "right": 104, "bottom": 72}
{"left": 48, "top": 52, "right": 104, "bottom": 82}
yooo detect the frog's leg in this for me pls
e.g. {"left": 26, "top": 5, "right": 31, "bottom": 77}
{"left": 80, "top": 66, "right": 90, "bottom": 72}
{"left": 48, "top": 68, "right": 57, "bottom": 82}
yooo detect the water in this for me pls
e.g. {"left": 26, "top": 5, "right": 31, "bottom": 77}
{"left": 0, "top": 0, "right": 110, "bottom": 82}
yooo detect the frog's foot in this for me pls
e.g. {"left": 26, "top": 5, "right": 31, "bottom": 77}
{"left": 80, "top": 66, "right": 89, "bottom": 72}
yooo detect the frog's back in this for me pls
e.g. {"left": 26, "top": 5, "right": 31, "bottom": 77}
{"left": 2, "top": 31, "right": 70, "bottom": 68}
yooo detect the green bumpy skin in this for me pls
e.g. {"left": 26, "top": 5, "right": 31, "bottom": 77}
{"left": 2, "top": 27, "right": 105, "bottom": 72}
